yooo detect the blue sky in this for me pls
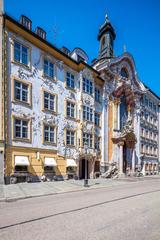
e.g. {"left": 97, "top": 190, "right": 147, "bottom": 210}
{"left": 4, "top": 0, "right": 160, "bottom": 96}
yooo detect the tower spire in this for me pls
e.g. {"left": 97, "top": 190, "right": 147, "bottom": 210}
{"left": 97, "top": 14, "right": 116, "bottom": 59}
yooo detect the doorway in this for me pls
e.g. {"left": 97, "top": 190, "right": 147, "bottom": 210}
{"left": 80, "top": 159, "right": 89, "bottom": 179}
{"left": 123, "top": 143, "right": 127, "bottom": 173}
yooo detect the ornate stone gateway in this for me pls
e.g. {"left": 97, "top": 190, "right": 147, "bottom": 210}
{"left": 112, "top": 128, "right": 137, "bottom": 175}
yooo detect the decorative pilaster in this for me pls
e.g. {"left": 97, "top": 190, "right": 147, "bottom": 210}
{"left": 131, "top": 148, "right": 136, "bottom": 173}
{"left": 101, "top": 86, "right": 109, "bottom": 173}
{"left": 119, "top": 142, "right": 124, "bottom": 175}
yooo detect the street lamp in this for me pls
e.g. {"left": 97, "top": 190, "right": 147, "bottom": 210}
{"left": 84, "top": 140, "right": 89, "bottom": 187}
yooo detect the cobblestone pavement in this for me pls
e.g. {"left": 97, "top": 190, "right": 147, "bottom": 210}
{"left": 0, "top": 175, "right": 160, "bottom": 202}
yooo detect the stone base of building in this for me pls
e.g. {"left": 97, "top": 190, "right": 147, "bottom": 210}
{"left": 5, "top": 174, "right": 66, "bottom": 185}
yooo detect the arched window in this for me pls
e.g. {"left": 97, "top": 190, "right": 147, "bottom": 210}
{"left": 120, "top": 96, "right": 128, "bottom": 130}
{"left": 101, "top": 36, "right": 106, "bottom": 50}
{"left": 121, "top": 68, "right": 129, "bottom": 78}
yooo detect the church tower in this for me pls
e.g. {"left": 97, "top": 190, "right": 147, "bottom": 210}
{"left": 98, "top": 14, "right": 116, "bottom": 59}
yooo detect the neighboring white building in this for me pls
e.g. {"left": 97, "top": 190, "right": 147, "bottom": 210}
{"left": 140, "top": 89, "right": 159, "bottom": 175}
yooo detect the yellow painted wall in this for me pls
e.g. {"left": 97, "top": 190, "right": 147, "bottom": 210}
{"left": 5, "top": 146, "right": 66, "bottom": 177}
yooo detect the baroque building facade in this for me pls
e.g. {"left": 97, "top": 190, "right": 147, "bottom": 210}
{"left": 0, "top": 6, "right": 159, "bottom": 183}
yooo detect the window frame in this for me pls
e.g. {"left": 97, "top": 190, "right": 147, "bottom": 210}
{"left": 83, "top": 78, "right": 93, "bottom": 95}
{"left": 83, "top": 106, "right": 93, "bottom": 122}
{"left": 43, "top": 124, "right": 57, "bottom": 145}
{"left": 15, "top": 165, "right": 28, "bottom": 173}
{"left": 43, "top": 91, "right": 57, "bottom": 113}
{"left": 95, "top": 87, "right": 101, "bottom": 103}
{"left": 83, "top": 132, "right": 93, "bottom": 148}
{"left": 95, "top": 135, "right": 101, "bottom": 152}
{"left": 66, "top": 129, "right": 76, "bottom": 146}
{"left": 13, "top": 117, "right": 31, "bottom": 142}
{"left": 66, "top": 101, "right": 76, "bottom": 119}
{"left": 14, "top": 80, "right": 28, "bottom": 102}
{"left": 43, "top": 58, "right": 55, "bottom": 80}
{"left": 66, "top": 71, "right": 75, "bottom": 89}
{"left": 95, "top": 112, "right": 101, "bottom": 127}
{"left": 13, "top": 40, "right": 30, "bottom": 67}
{"left": 12, "top": 77, "right": 32, "bottom": 107}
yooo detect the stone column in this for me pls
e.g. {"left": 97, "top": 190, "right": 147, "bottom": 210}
{"left": 113, "top": 102, "right": 118, "bottom": 129}
{"left": 76, "top": 159, "right": 79, "bottom": 179}
{"left": 101, "top": 92, "right": 109, "bottom": 173}
{"left": 119, "top": 142, "right": 124, "bottom": 175}
{"left": 117, "top": 102, "right": 120, "bottom": 130}
{"left": 132, "top": 148, "right": 136, "bottom": 174}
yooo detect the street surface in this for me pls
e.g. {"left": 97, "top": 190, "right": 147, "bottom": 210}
{"left": 0, "top": 178, "right": 160, "bottom": 240}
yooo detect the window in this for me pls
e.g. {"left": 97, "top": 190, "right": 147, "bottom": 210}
{"left": 95, "top": 88, "right": 101, "bottom": 103}
{"left": 95, "top": 136, "right": 101, "bottom": 151}
{"left": 44, "top": 59, "right": 54, "bottom": 78}
{"left": 146, "top": 145, "right": 149, "bottom": 154}
{"left": 77, "top": 55, "right": 85, "bottom": 62}
{"left": 154, "top": 147, "right": 157, "bottom": 155}
{"left": 141, "top": 111, "right": 144, "bottom": 119}
{"left": 83, "top": 78, "right": 93, "bottom": 95}
{"left": 149, "top": 101, "right": 153, "bottom": 109}
{"left": 145, "top": 97, "right": 149, "bottom": 107}
{"left": 101, "top": 36, "right": 106, "bottom": 50}
{"left": 141, "top": 144, "right": 144, "bottom": 153}
{"left": 66, "top": 130, "right": 75, "bottom": 146}
{"left": 36, "top": 27, "right": 46, "bottom": 39}
{"left": 83, "top": 133, "right": 92, "bottom": 148}
{"left": 145, "top": 113, "right": 149, "bottom": 121}
{"left": 150, "top": 146, "right": 153, "bottom": 155}
{"left": 95, "top": 113, "right": 100, "bottom": 126}
{"left": 83, "top": 106, "right": 93, "bottom": 122}
{"left": 141, "top": 128, "right": 144, "bottom": 137}
{"left": 140, "top": 96, "right": 144, "bottom": 105}
{"left": 44, "top": 166, "right": 55, "bottom": 172}
{"left": 121, "top": 68, "right": 128, "bottom": 78}
{"left": 66, "top": 101, "right": 75, "bottom": 118}
{"left": 14, "top": 41, "right": 29, "bottom": 66}
{"left": 44, "top": 125, "right": 56, "bottom": 144}
{"left": 66, "top": 72, "right": 75, "bottom": 89}
{"left": 153, "top": 104, "right": 157, "bottom": 112}
{"left": 21, "top": 17, "right": 31, "bottom": 30}
{"left": 20, "top": 16, "right": 32, "bottom": 30}
{"left": 14, "top": 80, "right": 28, "bottom": 103}
{"left": 15, "top": 165, "right": 28, "bottom": 172}
{"left": 44, "top": 92, "right": 56, "bottom": 112}
{"left": 23, "top": 18, "right": 30, "bottom": 29}
{"left": 154, "top": 118, "right": 157, "bottom": 126}
{"left": 146, "top": 130, "right": 148, "bottom": 139}
{"left": 14, "top": 119, "right": 28, "bottom": 139}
